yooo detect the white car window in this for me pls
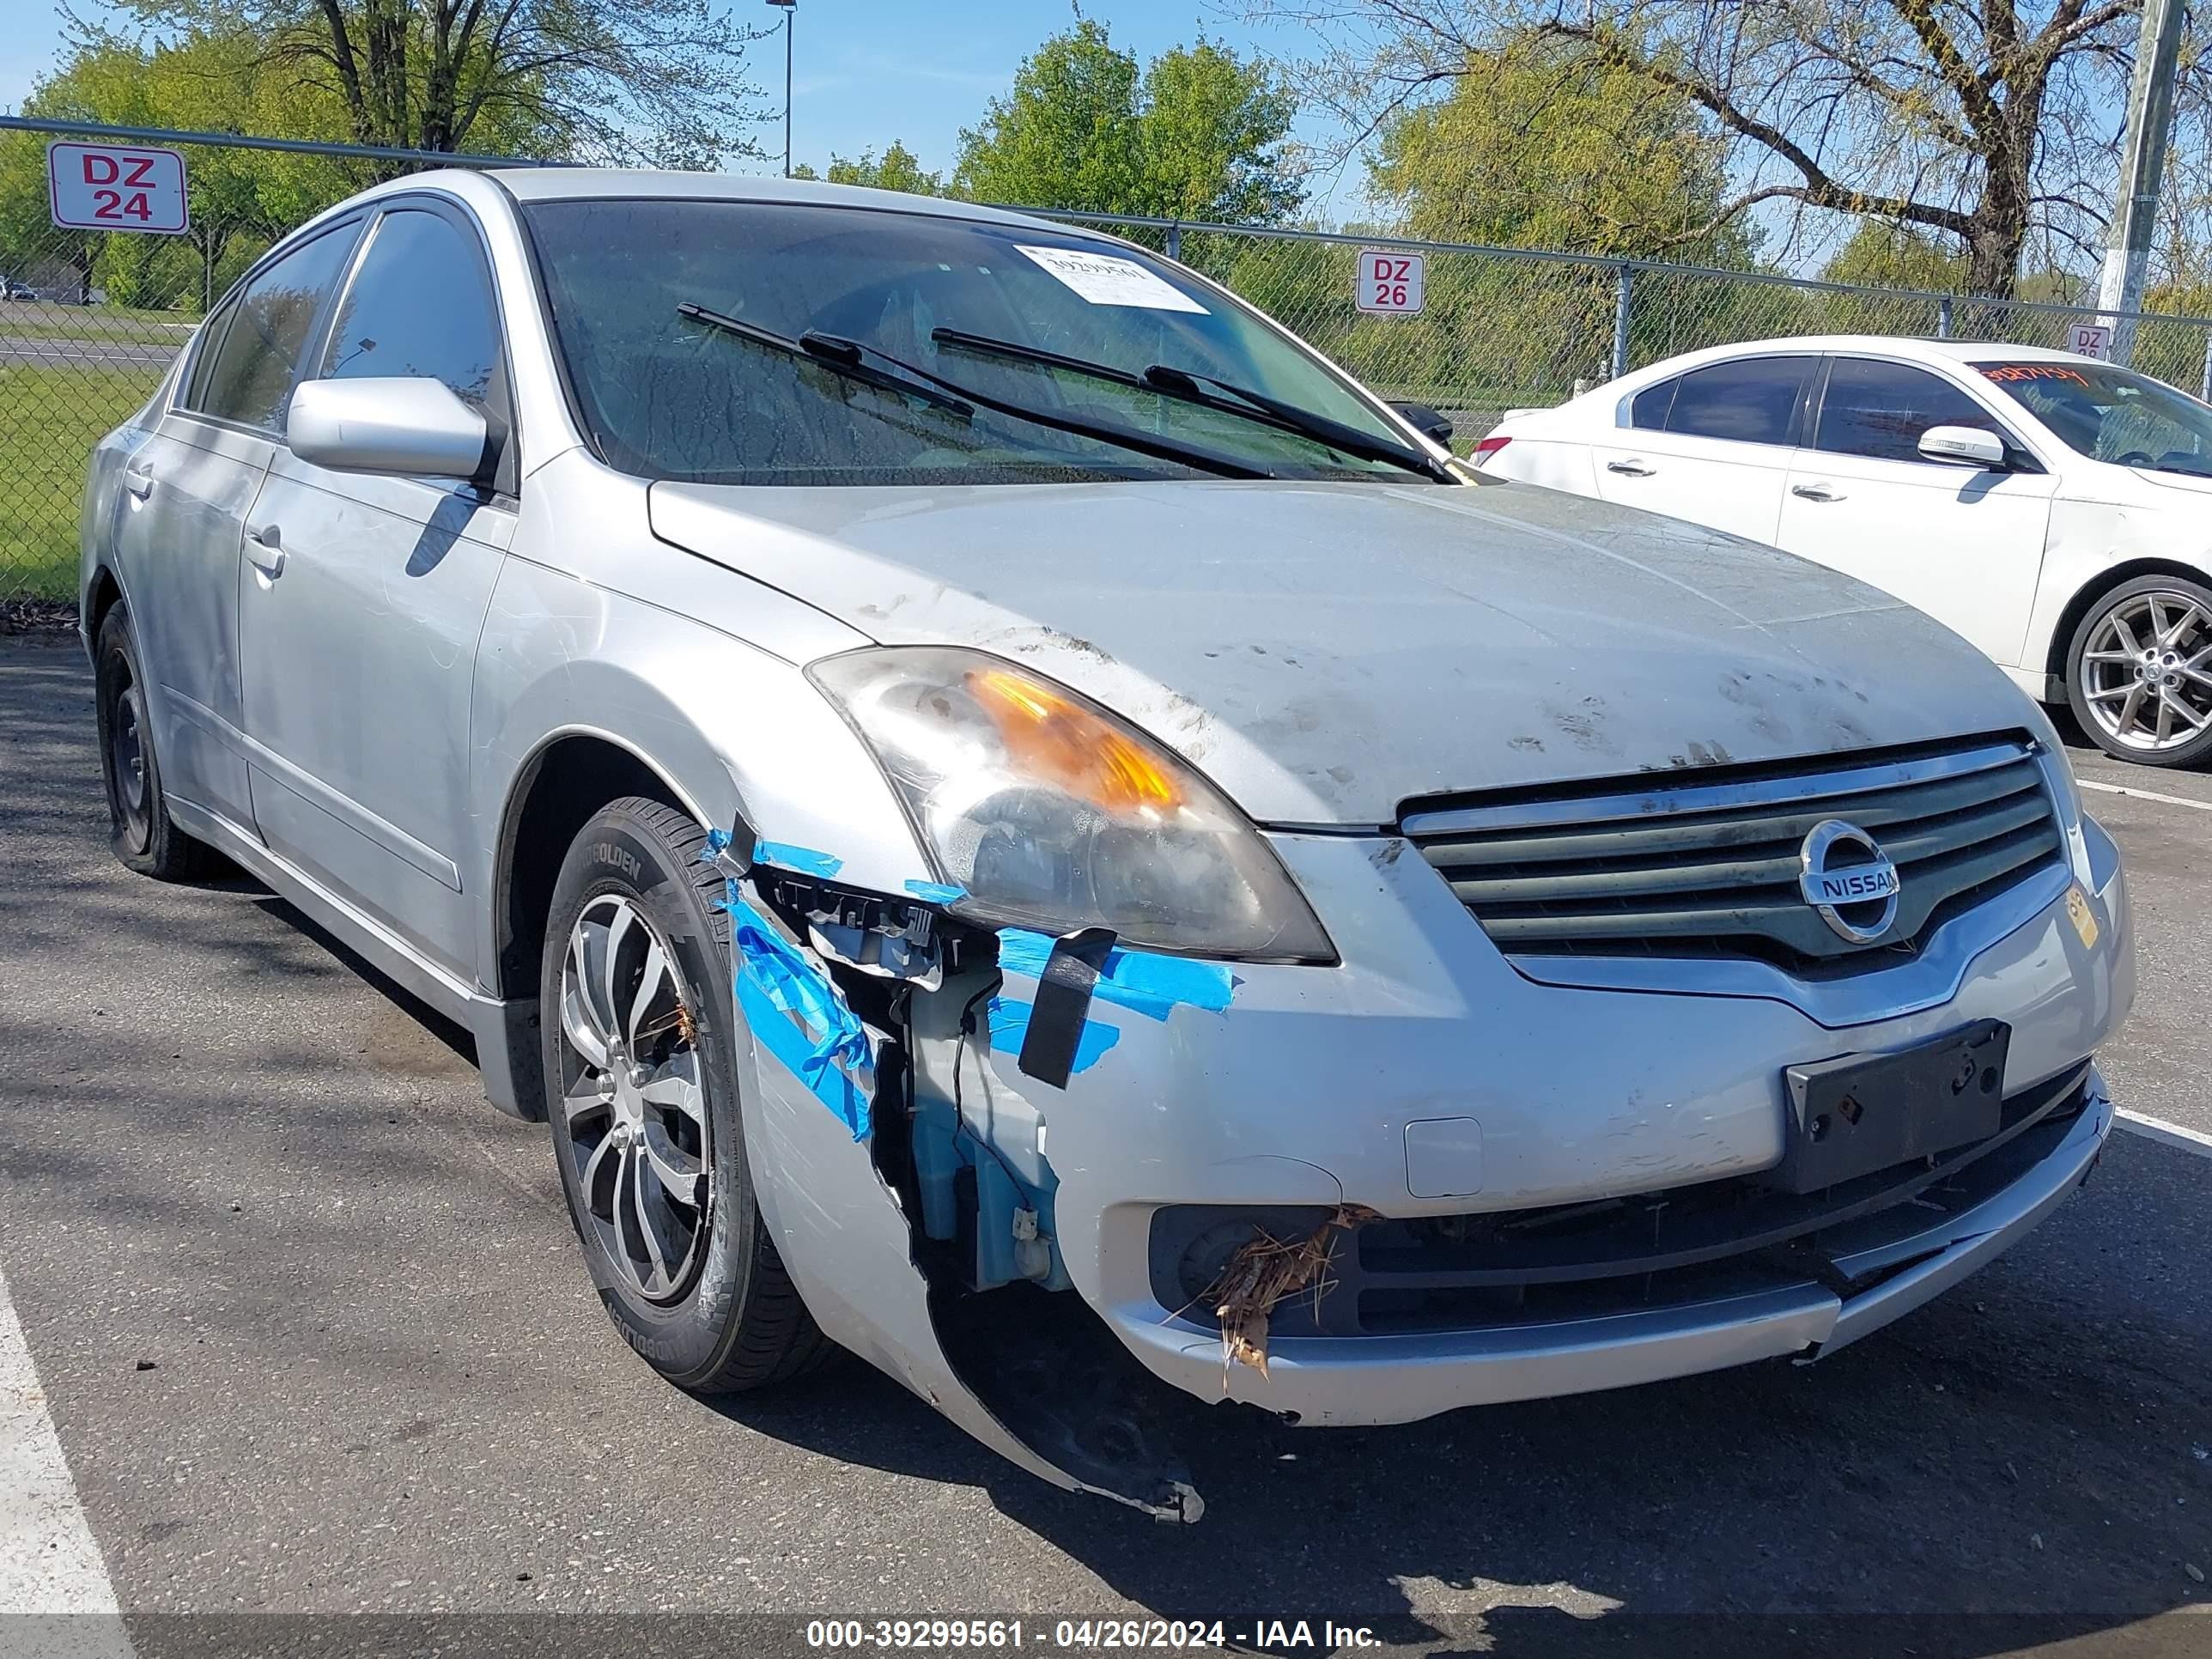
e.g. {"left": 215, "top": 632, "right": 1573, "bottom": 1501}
{"left": 1632, "top": 356, "right": 1813, "bottom": 446}
{"left": 1978, "top": 361, "right": 2212, "bottom": 478}
{"left": 1814, "top": 359, "right": 2015, "bottom": 465}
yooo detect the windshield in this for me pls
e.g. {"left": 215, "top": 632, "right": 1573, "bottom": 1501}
{"left": 1977, "top": 361, "right": 2212, "bottom": 478}
{"left": 520, "top": 198, "right": 1425, "bottom": 487}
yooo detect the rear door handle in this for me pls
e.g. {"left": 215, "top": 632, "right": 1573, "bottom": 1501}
{"left": 245, "top": 522, "right": 286, "bottom": 578}
{"left": 122, "top": 465, "right": 155, "bottom": 501}
{"left": 1791, "top": 483, "right": 1844, "bottom": 502}
{"left": 1605, "top": 459, "right": 1656, "bottom": 477}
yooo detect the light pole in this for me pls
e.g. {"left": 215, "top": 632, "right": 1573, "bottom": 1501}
{"left": 767, "top": 0, "right": 794, "bottom": 179}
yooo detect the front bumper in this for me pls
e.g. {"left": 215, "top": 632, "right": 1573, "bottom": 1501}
{"left": 733, "top": 806, "right": 2131, "bottom": 1510}
{"left": 1115, "top": 1068, "right": 2112, "bottom": 1425}
{"left": 985, "top": 821, "right": 2132, "bottom": 1426}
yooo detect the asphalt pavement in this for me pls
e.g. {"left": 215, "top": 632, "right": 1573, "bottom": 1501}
{"left": 2, "top": 633, "right": 2209, "bottom": 1658}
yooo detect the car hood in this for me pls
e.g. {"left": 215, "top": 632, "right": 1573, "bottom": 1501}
{"left": 2126, "top": 465, "right": 2212, "bottom": 497}
{"left": 648, "top": 478, "right": 2038, "bottom": 825}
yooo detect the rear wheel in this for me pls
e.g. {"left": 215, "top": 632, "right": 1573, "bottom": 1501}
{"left": 94, "top": 603, "right": 216, "bottom": 879}
{"left": 540, "top": 796, "right": 833, "bottom": 1391}
{"left": 2066, "top": 574, "right": 2212, "bottom": 768}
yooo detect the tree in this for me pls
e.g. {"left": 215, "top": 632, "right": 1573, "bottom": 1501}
{"left": 825, "top": 143, "right": 943, "bottom": 196}
{"left": 952, "top": 21, "right": 1302, "bottom": 223}
{"left": 1251, "top": 0, "right": 2201, "bottom": 296}
{"left": 1820, "top": 222, "right": 1967, "bottom": 290}
{"left": 100, "top": 0, "right": 769, "bottom": 164}
{"left": 0, "top": 32, "right": 363, "bottom": 312}
{"left": 1367, "top": 33, "right": 1754, "bottom": 263}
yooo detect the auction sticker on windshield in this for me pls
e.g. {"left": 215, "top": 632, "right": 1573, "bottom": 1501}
{"left": 1016, "top": 245, "right": 1208, "bottom": 313}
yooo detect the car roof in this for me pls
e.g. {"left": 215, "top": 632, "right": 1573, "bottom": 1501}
{"left": 1628, "top": 334, "right": 2094, "bottom": 379}
{"left": 474, "top": 165, "right": 1077, "bottom": 234}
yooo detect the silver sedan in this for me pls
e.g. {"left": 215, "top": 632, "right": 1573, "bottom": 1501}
{"left": 80, "top": 168, "right": 2132, "bottom": 1520}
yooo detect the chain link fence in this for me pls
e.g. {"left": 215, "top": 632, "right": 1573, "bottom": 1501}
{"left": 7, "top": 117, "right": 2212, "bottom": 606}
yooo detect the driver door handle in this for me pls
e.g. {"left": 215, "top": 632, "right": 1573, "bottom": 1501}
{"left": 245, "top": 522, "right": 286, "bottom": 578}
{"left": 1791, "top": 483, "right": 1844, "bottom": 502}
{"left": 1605, "top": 459, "right": 1656, "bottom": 477}
{"left": 122, "top": 464, "right": 155, "bottom": 501}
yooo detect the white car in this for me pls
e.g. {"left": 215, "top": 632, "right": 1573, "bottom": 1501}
{"left": 1480, "top": 336, "right": 2212, "bottom": 766}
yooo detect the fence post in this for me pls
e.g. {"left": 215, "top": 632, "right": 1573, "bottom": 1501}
{"left": 2202, "top": 334, "right": 2211, "bottom": 404}
{"left": 1611, "top": 264, "right": 1632, "bottom": 380}
{"left": 1166, "top": 221, "right": 1182, "bottom": 262}
{"left": 1938, "top": 296, "right": 1954, "bottom": 339}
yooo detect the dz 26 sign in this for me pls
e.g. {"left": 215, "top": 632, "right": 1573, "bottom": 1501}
{"left": 48, "top": 143, "right": 191, "bottom": 235}
{"left": 1358, "top": 247, "right": 1425, "bottom": 314}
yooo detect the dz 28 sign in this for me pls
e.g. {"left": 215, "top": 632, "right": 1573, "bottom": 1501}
{"left": 1358, "top": 247, "right": 1425, "bottom": 314}
{"left": 48, "top": 143, "right": 191, "bottom": 234}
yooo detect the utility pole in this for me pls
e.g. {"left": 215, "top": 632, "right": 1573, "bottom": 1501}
{"left": 2097, "top": 0, "right": 2185, "bottom": 363}
{"left": 767, "top": 0, "right": 795, "bottom": 178}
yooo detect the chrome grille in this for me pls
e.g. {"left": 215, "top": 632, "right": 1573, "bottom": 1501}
{"left": 1401, "top": 736, "right": 2063, "bottom": 970}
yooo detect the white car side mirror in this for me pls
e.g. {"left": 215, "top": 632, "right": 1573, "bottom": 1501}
{"left": 288, "top": 377, "right": 492, "bottom": 480}
{"left": 1918, "top": 424, "right": 2007, "bottom": 471}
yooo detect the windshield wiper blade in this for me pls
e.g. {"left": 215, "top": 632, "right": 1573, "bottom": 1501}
{"left": 1145, "top": 364, "right": 1455, "bottom": 483}
{"left": 931, "top": 325, "right": 1453, "bottom": 483}
{"left": 678, "top": 302, "right": 975, "bottom": 420}
{"left": 679, "top": 303, "right": 1270, "bottom": 480}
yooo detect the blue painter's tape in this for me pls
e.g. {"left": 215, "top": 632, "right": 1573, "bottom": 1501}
{"left": 994, "top": 928, "right": 1237, "bottom": 1022}
{"left": 752, "top": 839, "right": 844, "bottom": 879}
{"left": 726, "top": 884, "right": 873, "bottom": 1139}
{"left": 902, "top": 879, "right": 968, "bottom": 904}
{"left": 986, "top": 996, "right": 1120, "bottom": 1074}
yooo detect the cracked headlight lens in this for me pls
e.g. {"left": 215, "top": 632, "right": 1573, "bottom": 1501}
{"left": 808, "top": 646, "right": 1334, "bottom": 963}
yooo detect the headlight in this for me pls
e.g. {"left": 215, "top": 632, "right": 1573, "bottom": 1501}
{"left": 807, "top": 646, "right": 1334, "bottom": 962}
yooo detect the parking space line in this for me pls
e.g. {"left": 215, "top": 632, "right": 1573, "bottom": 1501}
{"left": 0, "top": 1263, "right": 131, "bottom": 1649}
{"left": 2117, "top": 1108, "right": 2212, "bottom": 1160}
{"left": 2078, "top": 777, "right": 2212, "bottom": 812}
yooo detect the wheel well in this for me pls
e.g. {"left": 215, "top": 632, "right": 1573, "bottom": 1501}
{"left": 2046, "top": 558, "right": 2212, "bottom": 689}
{"left": 494, "top": 736, "right": 687, "bottom": 1002}
{"left": 85, "top": 566, "right": 124, "bottom": 644}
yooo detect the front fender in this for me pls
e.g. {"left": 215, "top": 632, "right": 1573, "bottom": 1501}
{"left": 467, "top": 556, "right": 939, "bottom": 988}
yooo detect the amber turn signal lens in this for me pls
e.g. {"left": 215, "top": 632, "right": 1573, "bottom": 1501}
{"left": 967, "top": 667, "right": 1184, "bottom": 812}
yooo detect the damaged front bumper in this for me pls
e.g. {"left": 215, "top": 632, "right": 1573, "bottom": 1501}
{"left": 720, "top": 818, "right": 2132, "bottom": 1521}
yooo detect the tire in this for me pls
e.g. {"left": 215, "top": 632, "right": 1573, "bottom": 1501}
{"left": 94, "top": 603, "right": 217, "bottom": 879}
{"left": 540, "top": 796, "right": 833, "bottom": 1392}
{"left": 2065, "top": 573, "right": 2212, "bottom": 768}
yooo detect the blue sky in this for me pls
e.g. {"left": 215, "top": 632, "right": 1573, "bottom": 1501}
{"left": 0, "top": 1, "right": 1372, "bottom": 216}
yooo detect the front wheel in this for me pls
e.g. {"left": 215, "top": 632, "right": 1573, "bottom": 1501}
{"left": 540, "top": 796, "right": 833, "bottom": 1391}
{"left": 2066, "top": 574, "right": 2212, "bottom": 767}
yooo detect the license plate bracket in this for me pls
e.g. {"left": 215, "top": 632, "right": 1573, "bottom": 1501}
{"left": 1769, "top": 1020, "right": 2011, "bottom": 1194}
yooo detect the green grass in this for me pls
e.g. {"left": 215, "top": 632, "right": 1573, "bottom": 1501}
{"left": 0, "top": 363, "right": 165, "bottom": 599}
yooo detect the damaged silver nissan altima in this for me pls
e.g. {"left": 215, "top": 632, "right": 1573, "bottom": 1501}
{"left": 81, "top": 170, "right": 2133, "bottom": 1522}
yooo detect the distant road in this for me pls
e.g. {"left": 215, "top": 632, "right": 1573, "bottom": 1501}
{"left": 0, "top": 332, "right": 182, "bottom": 369}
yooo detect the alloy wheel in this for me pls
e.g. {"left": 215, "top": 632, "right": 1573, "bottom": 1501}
{"left": 2078, "top": 590, "right": 2212, "bottom": 753}
{"left": 556, "top": 894, "right": 713, "bottom": 1304}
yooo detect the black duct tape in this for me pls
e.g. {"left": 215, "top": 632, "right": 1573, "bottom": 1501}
{"left": 1016, "top": 927, "right": 1119, "bottom": 1090}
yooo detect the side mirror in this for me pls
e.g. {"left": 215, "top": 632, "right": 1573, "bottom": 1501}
{"left": 1917, "top": 424, "right": 2006, "bottom": 471}
{"left": 1389, "top": 400, "right": 1454, "bottom": 446}
{"left": 288, "top": 377, "right": 492, "bottom": 481}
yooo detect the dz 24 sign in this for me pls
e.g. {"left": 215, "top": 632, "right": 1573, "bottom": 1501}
{"left": 1358, "top": 247, "right": 1425, "bottom": 314}
{"left": 48, "top": 143, "right": 191, "bottom": 235}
